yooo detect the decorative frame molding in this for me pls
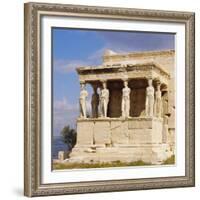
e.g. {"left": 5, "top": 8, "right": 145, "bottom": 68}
{"left": 24, "top": 2, "right": 195, "bottom": 197}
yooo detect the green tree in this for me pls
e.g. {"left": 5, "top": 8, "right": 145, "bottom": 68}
{"left": 61, "top": 125, "right": 77, "bottom": 150}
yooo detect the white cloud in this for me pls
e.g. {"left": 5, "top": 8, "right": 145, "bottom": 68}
{"left": 54, "top": 97, "right": 78, "bottom": 112}
{"left": 87, "top": 47, "right": 106, "bottom": 62}
{"left": 53, "top": 97, "right": 79, "bottom": 135}
{"left": 53, "top": 47, "right": 107, "bottom": 74}
{"left": 53, "top": 59, "right": 87, "bottom": 73}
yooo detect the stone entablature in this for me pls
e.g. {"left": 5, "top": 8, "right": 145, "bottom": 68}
{"left": 77, "top": 62, "right": 170, "bottom": 85}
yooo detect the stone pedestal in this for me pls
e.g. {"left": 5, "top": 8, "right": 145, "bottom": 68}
{"left": 58, "top": 151, "right": 68, "bottom": 161}
{"left": 69, "top": 117, "right": 173, "bottom": 164}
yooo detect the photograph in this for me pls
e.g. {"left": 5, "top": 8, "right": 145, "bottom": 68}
{"left": 0, "top": 0, "right": 198, "bottom": 199}
{"left": 24, "top": 2, "right": 195, "bottom": 196}
{"left": 52, "top": 28, "right": 176, "bottom": 170}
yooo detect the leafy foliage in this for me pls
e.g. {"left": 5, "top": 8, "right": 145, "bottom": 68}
{"left": 61, "top": 125, "right": 77, "bottom": 150}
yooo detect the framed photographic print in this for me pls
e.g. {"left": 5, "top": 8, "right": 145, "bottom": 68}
{"left": 24, "top": 2, "right": 195, "bottom": 197}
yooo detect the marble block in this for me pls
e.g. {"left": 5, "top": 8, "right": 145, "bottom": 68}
{"left": 94, "top": 121, "right": 111, "bottom": 146}
{"left": 111, "top": 121, "right": 128, "bottom": 144}
{"left": 76, "top": 120, "right": 94, "bottom": 146}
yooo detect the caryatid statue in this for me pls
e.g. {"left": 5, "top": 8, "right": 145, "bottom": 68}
{"left": 79, "top": 83, "right": 88, "bottom": 118}
{"left": 91, "top": 85, "right": 99, "bottom": 118}
{"left": 121, "top": 80, "right": 130, "bottom": 118}
{"left": 145, "top": 79, "right": 155, "bottom": 117}
{"left": 154, "top": 82, "right": 162, "bottom": 118}
{"left": 100, "top": 81, "right": 109, "bottom": 118}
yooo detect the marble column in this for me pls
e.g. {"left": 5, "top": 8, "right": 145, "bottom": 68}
{"left": 79, "top": 82, "right": 88, "bottom": 118}
{"left": 145, "top": 78, "right": 155, "bottom": 117}
{"left": 121, "top": 80, "right": 131, "bottom": 118}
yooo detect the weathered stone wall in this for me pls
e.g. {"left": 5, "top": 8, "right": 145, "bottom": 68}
{"left": 70, "top": 118, "right": 172, "bottom": 164}
{"left": 76, "top": 121, "right": 94, "bottom": 146}
{"left": 76, "top": 118, "right": 163, "bottom": 147}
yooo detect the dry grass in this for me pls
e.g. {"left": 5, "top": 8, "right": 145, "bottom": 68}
{"left": 162, "top": 155, "right": 175, "bottom": 165}
{"left": 53, "top": 155, "right": 175, "bottom": 170}
{"left": 53, "top": 160, "right": 151, "bottom": 170}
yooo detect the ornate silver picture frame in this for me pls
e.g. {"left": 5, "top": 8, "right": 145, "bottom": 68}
{"left": 24, "top": 2, "right": 195, "bottom": 197}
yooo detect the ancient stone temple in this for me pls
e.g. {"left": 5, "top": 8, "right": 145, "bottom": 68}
{"left": 69, "top": 49, "right": 175, "bottom": 164}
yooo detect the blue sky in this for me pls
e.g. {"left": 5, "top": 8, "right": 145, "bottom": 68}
{"left": 53, "top": 28, "right": 175, "bottom": 135}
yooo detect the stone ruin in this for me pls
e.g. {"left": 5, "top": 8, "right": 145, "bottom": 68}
{"left": 68, "top": 49, "right": 175, "bottom": 165}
